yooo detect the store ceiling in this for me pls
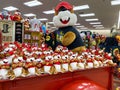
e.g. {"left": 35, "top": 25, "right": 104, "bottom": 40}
{"left": 0, "top": 0, "right": 120, "bottom": 30}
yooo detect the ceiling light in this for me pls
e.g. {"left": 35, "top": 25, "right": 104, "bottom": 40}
{"left": 95, "top": 27, "right": 104, "bottom": 29}
{"left": 43, "top": 10, "right": 55, "bottom": 14}
{"left": 117, "top": 10, "right": 120, "bottom": 29}
{"left": 3, "top": 6, "right": 18, "bottom": 11}
{"left": 85, "top": 18, "right": 98, "bottom": 21}
{"left": 76, "top": 25, "right": 85, "bottom": 28}
{"left": 48, "top": 22, "right": 54, "bottom": 24}
{"left": 111, "top": 0, "right": 120, "bottom": 5}
{"left": 39, "top": 18, "right": 48, "bottom": 21}
{"left": 24, "top": 13, "right": 36, "bottom": 17}
{"left": 75, "top": 23, "right": 80, "bottom": 25}
{"left": 93, "top": 25, "right": 103, "bottom": 27}
{"left": 24, "top": 0, "right": 43, "bottom": 7}
{"left": 73, "top": 5, "right": 89, "bottom": 11}
{"left": 90, "top": 22, "right": 101, "bottom": 24}
{"left": 79, "top": 13, "right": 95, "bottom": 17}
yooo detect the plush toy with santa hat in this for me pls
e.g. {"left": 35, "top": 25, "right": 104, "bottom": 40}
{"left": 46, "top": 1, "right": 86, "bottom": 53}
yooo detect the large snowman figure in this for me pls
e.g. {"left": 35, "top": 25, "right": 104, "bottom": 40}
{"left": 46, "top": 1, "right": 86, "bottom": 53}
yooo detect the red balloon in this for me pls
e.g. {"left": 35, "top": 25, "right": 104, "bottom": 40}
{"left": 60, "top": 80, "right": 107, "bottom": 90}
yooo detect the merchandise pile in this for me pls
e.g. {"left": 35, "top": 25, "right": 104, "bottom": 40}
{"left": 0, "top": 42, "right": 116, "bottom": 80}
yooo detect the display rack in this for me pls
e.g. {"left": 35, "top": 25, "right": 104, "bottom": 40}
{"left": 24, "top": 30, "right": 43, "bottom": 46}
{"left": 15, "top": 22, "right": 23, "bottom": 43}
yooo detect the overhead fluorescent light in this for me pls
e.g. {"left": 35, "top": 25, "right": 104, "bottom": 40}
{"left": 117, "top": 10, "right": 120, "bottom": 29}
{"left": 111, "top": 0, "right": 120, "bottom": 5}
{"left": 48, "top": 22, "right": 54, "bottom": 24}
{"left": 39, "top": 18, "right": 48, "bottom": 21}
{"left": 75, "top": 23, "right": 80, "bottom": 25}
{"left": 3, "top": 6, "right": 18, "bottom": 11}
{"left": 76, "top": 25, "right": 85, "bottom": 28}
{"left": 73, "top": 5, "right": 89, "bottom": 11}
{"left": 79, "top": 13, "right": 95, "bottom": 17}
{"left": 93, "top": 25, "right": 103, "bottom": 27}
{"left": 95, "top": 27, "right": 104, "bottom": 29}
{"left": 24, "top": 0, "right": 42, "bottom": 7}
{"left": 85, "top": 18, "right": 98, "bottom": 21}
{"left": 90, "top": 22, "right": 101, "bottom": 24}
{"left": 24, "top": 13, "right": 36, "bottom": 17}
{"left": 43, "top": 10, "right": 55, "bottom": 14}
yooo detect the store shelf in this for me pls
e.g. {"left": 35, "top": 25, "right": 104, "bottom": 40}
{"left": 24, "top": 30, "right": 43, "bottom": 46}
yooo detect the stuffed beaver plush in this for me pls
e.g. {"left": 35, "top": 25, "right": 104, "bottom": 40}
{"left": 45, "top": 1, "right": 86, "bottom": 53}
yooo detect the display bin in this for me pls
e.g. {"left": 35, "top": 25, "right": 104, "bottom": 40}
{"left": 0, "top": 66, "right": 114, "bottom": 90}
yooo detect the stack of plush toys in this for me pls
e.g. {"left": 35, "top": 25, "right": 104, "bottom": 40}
{"left": 0, "top": 10, "right": 23, "bottom": 21}
{"left": 0, "top": 42, "right": 116, "bottom": 80}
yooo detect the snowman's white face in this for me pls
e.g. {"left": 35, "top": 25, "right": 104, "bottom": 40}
{"left": 27, "top": 57, "right": 35, "bottom": 62}
{"left": 45, "top": 55, "right": 53, "bottom": 61}
{"left": 54, "top": 54, "right": 61, "bottom": 60}
{"left": 13, "top": 57, "right": 24, "bottom": 63}
{"left": 4, "top": 47, "right": 13, "bottom": 52}
{"left": 62, "top": 55, "right": 69, "bottom": 60}
{"left": 53, "top": 10, "right": 77, "bottom": 28}
{"left": 36, "top": 58, "right": 43, "bottom": 63}
{"left": 9, "top": 44, "right": 16, "bottom": 48}
{"left": 0, "top": 58, "right": 9, "bottom": 65}
{"left": 77, "top": 55, "right": 83, "bottom": 60}
{"left": 70, "top": 53, "right": 78, "bottom": 60}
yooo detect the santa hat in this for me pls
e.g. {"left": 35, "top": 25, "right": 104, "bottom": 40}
{"left": 55, "top": 1, "right": 73, "bottom": 13}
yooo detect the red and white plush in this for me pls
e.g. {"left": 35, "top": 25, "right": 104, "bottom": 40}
{"left": 103, "top": 53, "right": 114, "bottom": 66}
{"left": 7, "top": 12, "right": 13, "bottom": 21}
{"left": 69, "top": 52, "right": 78, "bottom": 71}
{"left": 55, "top": 45, "right": 63, "bottom": 53}
{"left": 12, "top": 10, "right": 22, "bottom": 21}
{"left": 11, "top": 55, "right": 26, "bottom": 79}
{"left": 0, "top": 58, "right": 11, "bottom": 79}
{"left": 0, "top": 12, "right": 3, "bottom": 20}
{"left": 86, "top": 55, "right": 94, "bottom": 68}
{"left": 77, "top": 55, "right": 85, "bottom": 69}
{"left": 25, "top": 56, "right": 40, "bottom": 76}
{"left": 61, "top": 54, "right": 69, "bottom": 72}
{"left": 53, "top": 53, "right": 62, "bottom": 74}
{"left": 43, "top": 54, "right": 54, "bottom": 74}
{"left": 35, "top": 57, "right": 44, "bottom": 73}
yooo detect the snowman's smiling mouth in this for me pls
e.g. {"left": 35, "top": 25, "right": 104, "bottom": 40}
{"left": 60, "top": 17, "right": 70, "bottom": 24}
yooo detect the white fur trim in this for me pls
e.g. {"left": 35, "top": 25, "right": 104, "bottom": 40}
{"left": 53, "top": 10, "right": 77, "bottom": 28}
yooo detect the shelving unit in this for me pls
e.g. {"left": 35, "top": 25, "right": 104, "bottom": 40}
{"left": 24, "top": 30, "right": 43, "bottom": 46}
{"left": 15, "top": 22, "right": 24, "bottom": 43}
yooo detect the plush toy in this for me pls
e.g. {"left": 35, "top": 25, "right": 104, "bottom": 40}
{"left": 53, "top": 53, "right": 62, "bottom": 74}
{"left": 7, "top": 12, "right": 13, "bottom": 21}
{"left": 11, "top": 55, "right": 26, "bottom": 80}
{"left": 69, "top": 52, "right": 79, "bottom": 71}
{"left": 43, "top": 54, "right": 54, "bottom": 74}
{"left": 77, "top": 55, "right": 85, "bottom": 69}
{"left": 0, "top": 12, "right": 3, "bottom": 20}
{"left": 25, "top": 56, "right": 40, "bottom": 76}
{"left": 46, "top": 1, "right": 86, "bottom": 53}
{"left": 61, "top": 54, "right": 71, "bottom": 73}
{"left": 1, "top": 10, "right": 9, "bottom": 20}
{"left": 12, "top": 10, "right": 22, "bottom": 21}
{"left": 24, "top": 18, "right": 30, "bottom": 31}
{"left": 115, "top": 35, "right": 120, "bottom": 46}
{"left": 0, "top": 58, "right": 11, "bottom": 80}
